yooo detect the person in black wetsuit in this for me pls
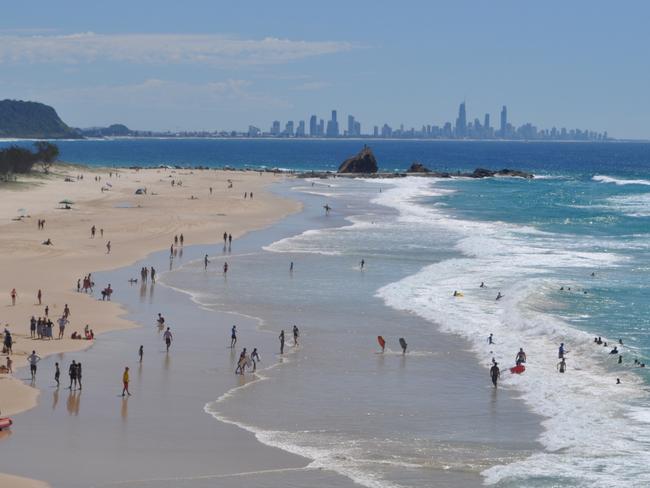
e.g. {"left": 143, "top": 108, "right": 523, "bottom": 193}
{"left": 279, "top": 330, "right": 285, "bottom": 355}
{"left": 490, "top": 362, "right": 500, "bottom": 388}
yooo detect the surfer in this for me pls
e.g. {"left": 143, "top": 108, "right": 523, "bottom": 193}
{"left": 204, "top": 254, "right": 209, "bottom": 270}
{"left": 557, "top": 358, "right": 567, "bottom": 373}
{"left": 490, "top": 362, "right": 500, "bottom": 388}
{"left": 453, "top": 290, "right": 461, "bottom": 297}
{"left": 515, "top": 348, "right": 527, "bottom": 365}
{"left": 496, "top": 292, "right": 503, "bottom": 300}
{"left": 558, "top": 343, "right": 566, "bottom": 359}
{"left": 323, "top": 204, "right": 331, "bottom": 215}
{"left": 618, "top": 355, "right": 623, "bottom": 364}
{"left": 279, "top": 330, "right": 285, "bottom": 354}
{"left": 610, "top": 346, "right": 618, "bottom": 355}
{"left": 480, "top": 282, "right": 485, "bottom": 288}
{"left": 292, "top": 325, "right": 299, "bottom": 346}
{"left": 230, "top": 325, "right": 237, "bottom": 348}
{"left": 360, "top": 259, "right": 365, "bottom": 270}
{"left": 488, "top": 333, "right": 493, "bottom": 345}
{"left": 617, "top": 378, "right": 621, "bottom": 384}
{"left": 399, "top": 337, "right": 408, "bottom": 354}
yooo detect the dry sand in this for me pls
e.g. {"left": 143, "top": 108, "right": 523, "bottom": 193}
{"left": 0, "top": 164, "right": 299, "bottom": 487}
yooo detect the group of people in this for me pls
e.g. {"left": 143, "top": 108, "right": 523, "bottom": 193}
{"left": 78, "top": 274, "right": 95, "bottom": 293}
{"left": 139, "top": 266, "right": 156, "bottom": 283}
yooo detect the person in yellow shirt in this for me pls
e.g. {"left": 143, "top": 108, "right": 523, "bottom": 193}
{"left": 122, "top": 367, "right": 131, "bottom": 396}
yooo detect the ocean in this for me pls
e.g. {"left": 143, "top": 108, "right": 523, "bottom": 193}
{"left": 3, "top": 139, "right": 650, "bottom": 487}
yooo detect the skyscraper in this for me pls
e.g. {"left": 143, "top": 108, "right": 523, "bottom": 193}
{"left": 347, "top": 115, "right": 356, "bottom": 136}
{"left": 484, "top": 113, "right": 490, "bottom": 131}
{"left": 318, "top": 119, "right": 325, "bottom": 136}
{"left": 500, "top": 106, "right": 507, "bottom": 137}
{"left": 296, "top": 120, "right": 305, "bottom": 137}
{"left": 309, "top": 115, "right": 318, "bottom": 136}
{"left": 271, "top": 120, "right": 281, "bottom": 136}
{"left": 285, "top": 120, "right": 294, "bottom": 137}
{"left": 455, "top": 102, "right": 467, "bottom": 137}
{"left": 326, "top": 110, "right": 339, "bottom": 137}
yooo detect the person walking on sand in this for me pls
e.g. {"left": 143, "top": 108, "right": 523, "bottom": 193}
{"left": 279, "top": 330, "right": 285, "bottom": 355}
{"left": 63, "top": 304, "right": 71, "bottom": 319}
{"left": 223, "top": 232, "right": 228, "bottom": 245}
{"left": 230, "top": 325, "right": 237, "bottom": 348}
{"left": 54, "top": 362, "right": 60, "bottom": 387}
{"left": 122, "top": 367, "right": 131, "bottom": 396}
{"left": 106, "top": 241, "right": 111, "bottom": 254}
{"left": 204, "top": 254, "right": 210, "bottom": 270}
{"left": 293, "top": 325, "right": 300, "bottom": 346}
{"left": 37, "top": 289, "right": 42, "bottom": 305}
{"left": 163, "top": 327, "right": 173, "bottom": 352}
{"left": 68, "top": 360, "right": 78, "bottom": 389}
{"left": 180, "top": 234, "right": 184, "bottom": 246}
{"left": 91, "top": 225, "right": 96, "bottom": 238}
{"left": 490, "top": 362, "right": 500, "bottom": 388}
{"left": 228, "top": 234, "right": 232, "bottom": 246}
{"left": 58, "top": 315, "right": 68, "bottom": 339}
{"left": 28, "top": 351, "right": 40, "bottom": 381}
{"left": 10, "top": 288, "right": 16, "bottom": 306}
{"left": 138, "top": 345, "right": 143, "bottom": 362}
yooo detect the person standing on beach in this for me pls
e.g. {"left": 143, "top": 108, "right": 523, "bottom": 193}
{"left": 54, "top": 362, "right": 60, "bottom": 387}
{"left": 91, "top": 225, "right": 96, "bottom": 238}
{"left": 204, "top": 254, "right": 210, "bottom": 270}
{"left": 180, "top": 234, "right": 184, "bottom": 246}
{"left": 290, "top": 262, "right": 294, "bottom": 272}
{"left": 30, "top": 316, "right": 36, "bottom": 338}
{"left": 223, "top": 232, "right": 228, "bottom": 245}
{"left": 293, "top": 325, "right": 300, "bottom": 346}
{"left": 10, "top": 288, "right": 16, "bottom": 306}
{"left": 163, "top": 327, "right": 173, "bottom": 352}
{"left": 279, "top": 330, "right": 285, "bottom": 355}
{"left": 139, "top": 345, "right": 143, "bottom": 362}
{"left": 122, "top": 367, "right": 131, "bottom": 396}
{"left": 490, "top": 362, "right": 500, "bottom": 388}
{"left": 28, "top": 351, "right": 40, "bottom": 381}
{"left": 106, "top": 241, "right": 111, "bottom": 254}
{"left": 77, "top": 362, "right": 82, "bottom": 390}
{"left": 223, "top": 262, "right": 229, "bottom": 274}
{"left": 58, "top": 315, "right": 68, "bottom": 339}
{"left": 360, "top": 259, "right": 365, "bottom": 270}
{"left": 251, "top": 348, "right": 261, "bottom": 371}
{"left": 63, "top": 304, "right": 71, "bottom": 319}
{"left": 69, "top": 360, "right": 78, "bottom": 389}
{"left": 37, "top": 289, "right": 42, "bottom": 305}
{"left": 230, "top": 325, "right": 237, "bottom": 348}
{"left": 228, "top": 234, "right": 232, "bottom": 246}
{"left": 151, "top": 267, "right": 156, "bottom": 282}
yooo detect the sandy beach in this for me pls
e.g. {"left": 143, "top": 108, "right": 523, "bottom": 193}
{"left": 0, "top": 164, "right": 300, "bottom": 487}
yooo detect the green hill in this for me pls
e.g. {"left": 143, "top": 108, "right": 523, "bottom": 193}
{"left": 0, "top": 100, "right": 81, "bottom": 139}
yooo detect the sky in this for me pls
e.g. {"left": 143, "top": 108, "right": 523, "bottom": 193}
{"left": 1, "top": 0, "right": 649, "bottom": 138}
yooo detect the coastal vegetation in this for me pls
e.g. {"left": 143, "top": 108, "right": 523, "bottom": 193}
{"left": 0, "top": 142, "right": 59, "bottom": 175}
{"left": 0, "top": 100, "right": 80, "bottom": 139}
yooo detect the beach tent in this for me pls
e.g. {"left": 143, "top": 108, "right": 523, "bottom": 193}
{"left": 135, "top": 188, "right": 146, "bottom": 195}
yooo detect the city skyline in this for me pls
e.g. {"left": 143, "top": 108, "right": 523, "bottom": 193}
{"left": 237, "top": 101, "right": 608, "bottom": 141}
{"left": 2, "top": 1, "right": 650, "bottom": 138}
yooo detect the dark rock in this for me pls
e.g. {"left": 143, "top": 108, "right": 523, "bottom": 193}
{"left": 407, "top": 162, "right": 431, "bottom": 173}
{"left": 496, "top": 168, "right": 534, "bottom": 179}
{"left": 469, "top": 168, "right": 496, "bottom": 178}
{"left": 338, "top": 146, "right": 378, "bottom": 173}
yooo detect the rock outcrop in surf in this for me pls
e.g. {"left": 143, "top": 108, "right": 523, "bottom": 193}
{"left": 407, "top": 162, "right": 431, "bottom": 173}
{"left": 338, "top": 146, "right": 378, "bottom": 173}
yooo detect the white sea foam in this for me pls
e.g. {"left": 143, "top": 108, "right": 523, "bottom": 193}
{"left": 607, "top": 193, "right": 650, "bottom": 217}
{"left": 593, "top": 175, "right": 650, "bottom": 186}
{"left": 371, "top": 177, "right": 650, "bottom": 486}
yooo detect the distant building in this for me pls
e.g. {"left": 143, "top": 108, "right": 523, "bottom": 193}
{"left": 500, "top": 106, "right": 507, "bottom": 138}
{"left": 296, "top": 120, "right": 306, "bottom": 137}
{"left": 248, "top": 125, "right": 260, "bottom": 137}
{"left": 373, "top": 125, "right": 379, "bottom": 137}
{"left": 455, "top": 102, "right": 467, "bottom": 137}
{"left": 271, "top": 120, "right": 281, "bottom": 136}
{"left": 318, "top": 119, "right": 325, "bottom": 136}
{"left": 326, "top": 110, "right": 339, "bottom": 137}
{"left": 284, "top": 120, "right": 294, "bottom": 137}
{"left": 309, "top": 115, "right": 318, "bottom": 136}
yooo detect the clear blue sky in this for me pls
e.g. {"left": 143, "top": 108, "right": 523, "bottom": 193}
{"left": 1, "top": 0, "right": 648, "bottom": 138}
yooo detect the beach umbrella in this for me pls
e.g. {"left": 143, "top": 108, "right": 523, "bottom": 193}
{"left": 59, "top": 199, "right": 75, "bottom": 205}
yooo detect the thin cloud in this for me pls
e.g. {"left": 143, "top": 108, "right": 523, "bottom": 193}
{"left": 293, "top": 81, "right": 332, "bottom": 91}
{"left": 0, "top": 32, "right": 354, "bottom": 66}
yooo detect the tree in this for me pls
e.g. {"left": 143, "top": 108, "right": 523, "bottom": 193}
{"left": 34, "top": 141, "right": 59, "bottom": 173}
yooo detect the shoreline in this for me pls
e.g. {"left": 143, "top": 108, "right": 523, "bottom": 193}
{"left": 0, "top": 164, "right": 301, "bottom": 487}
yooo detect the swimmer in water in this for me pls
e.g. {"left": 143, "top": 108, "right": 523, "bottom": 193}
{"left": 558, "top": 343, "right": 566, "bottom": 359}
{"left": 480, "top": 282, "right": 485, "bottom": 288}
{"left": 557, "top": 358, "right": 567, "bottom": 373}
{"left": 400, "top": 338, "right": 407, "bottom": 354}
{"left": 488, "top": 333, "right": 493, "bottom": 345}
{"left": 515, "top": 348, "right": 527, "bottom": 365}
{"left": 496, "top": 292, "right": 503, "bottom": 300}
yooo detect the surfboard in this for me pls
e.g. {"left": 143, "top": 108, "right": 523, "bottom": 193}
{"left": 377, "top": 336, "right": 386, "bottom": 349}
{"left": 510, "top": 364, "right": 526, "bottom": 374}
{"left": 0, "top": 418, "right": 13, "bottom": 430}
{"left": 399, "top": 338, "right": 407, "bottom": 350}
